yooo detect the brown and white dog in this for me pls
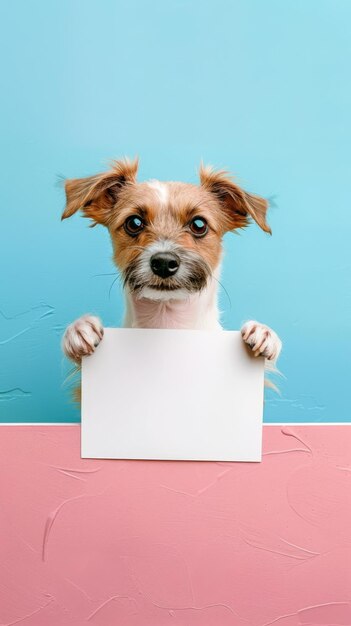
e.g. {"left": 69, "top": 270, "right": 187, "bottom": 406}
{"left": 61, "top": 158, "right": 281, "bottom": 372}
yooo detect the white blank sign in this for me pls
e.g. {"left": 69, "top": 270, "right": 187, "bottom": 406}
{"left": 81, "top": 328, "right": 265, "bottom": 462}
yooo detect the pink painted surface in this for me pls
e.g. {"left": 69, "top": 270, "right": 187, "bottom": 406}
{"left": 0, "top": 426, "right": 350, "bottom": 626}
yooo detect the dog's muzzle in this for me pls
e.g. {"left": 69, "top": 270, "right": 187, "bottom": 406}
{"left": 150, "top": 253, "right": 180, "bottom": 278}
{"left": 123, "top": 243, "right": 212, "bottom": 296}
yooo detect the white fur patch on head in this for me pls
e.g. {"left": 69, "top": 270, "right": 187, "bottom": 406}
{"left": 147, "top": 180, "right": 169, "bottom": 206}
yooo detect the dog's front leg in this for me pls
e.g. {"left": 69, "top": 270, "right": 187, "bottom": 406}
{"left": 240, "top": 320, "right": 282, "bottom": 365}
{"left": 62, "top": 314, "right": 104, "bottom": 364}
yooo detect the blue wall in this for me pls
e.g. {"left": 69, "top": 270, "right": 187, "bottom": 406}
{"left": 1, "top": 0, "right": 350, "bottom": 422}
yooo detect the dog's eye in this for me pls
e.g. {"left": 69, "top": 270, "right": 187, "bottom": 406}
{"left": 189, "top": 216, "right": 208, "bottom": 237}
{"left": 124, "top": 215, "right": 145, "bottom": 236}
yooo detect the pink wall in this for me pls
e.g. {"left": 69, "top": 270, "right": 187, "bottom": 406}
{"left": 0, "top": 425, "right": 350, "bottom": 625}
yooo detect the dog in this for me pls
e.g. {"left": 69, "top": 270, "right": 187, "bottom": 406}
{"left": 61, "top": 158, "right": 281, "bottom": 374}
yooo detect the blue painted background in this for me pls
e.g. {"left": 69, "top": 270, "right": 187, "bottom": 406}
{"left": 1, "top": 0, "right": 350, "bottom": 422}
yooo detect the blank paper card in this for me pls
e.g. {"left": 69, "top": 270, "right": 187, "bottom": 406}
{"left": 81, "top": 328, "right": 265, "bottom": 462}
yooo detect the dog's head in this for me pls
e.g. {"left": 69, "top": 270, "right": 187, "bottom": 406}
{"left": 62, "top": 158, "right": 271, "bottom": 300}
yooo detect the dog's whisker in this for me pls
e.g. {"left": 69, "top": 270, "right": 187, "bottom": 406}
{"left": 93, "top": 272, "right": 119, "bottom": 278}
{"left": 211, "top": 274, "right": 232, "bottom": 309}
{"left": 108, "top": 273, "right": 123, "bottom": 299}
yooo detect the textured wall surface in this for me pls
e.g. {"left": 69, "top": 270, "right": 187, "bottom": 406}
{"left": 0, "top": 425, "right": 350, "bottom": 625}
{"left": 1, "top": 0, "right": 351, "bottom": 422}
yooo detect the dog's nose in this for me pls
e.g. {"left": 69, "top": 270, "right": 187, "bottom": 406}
{"left": 150, "top": 253, "right": 180, "bottom": 278}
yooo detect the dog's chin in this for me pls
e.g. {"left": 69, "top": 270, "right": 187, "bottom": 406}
{"left": 135, "top": 285, "right": 192, "bottom": 301}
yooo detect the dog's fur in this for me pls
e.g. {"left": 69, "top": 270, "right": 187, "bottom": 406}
{"left": 61, "top": 158, "right": 281, "bottom": 371}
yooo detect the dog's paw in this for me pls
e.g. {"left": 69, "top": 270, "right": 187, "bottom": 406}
{"left": 241, "top": 320, "right": 281, "bottom": 362}
{"left": 62, "top": 315, "right": 104, "bottom": 364}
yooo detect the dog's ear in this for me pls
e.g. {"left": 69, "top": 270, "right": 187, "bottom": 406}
{"left": 61, "top": 157, "right": 139, "bottom": 226}
{"left": 199, "top": 164, "right": 271, "bottom": 234}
